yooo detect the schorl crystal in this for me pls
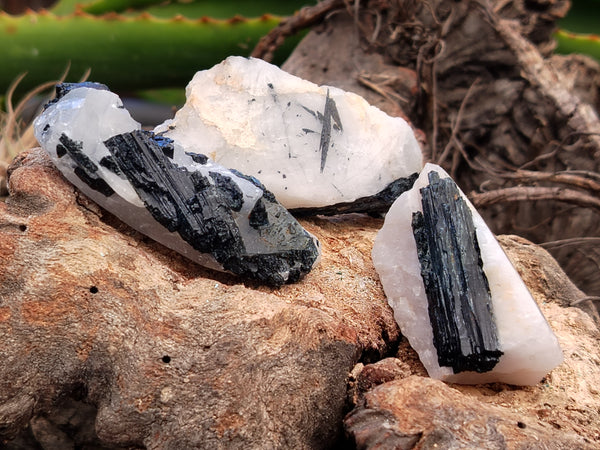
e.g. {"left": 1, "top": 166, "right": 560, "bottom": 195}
{"left": 412, "top": 171, "right": 503, "bottom": 373}
{"left": 59, "top": 134, "right": 115, "bottom": 197}
{"left": 291, "top": 173, "right": 419, "bottom": 217}
{"left": 33, "top": 82, "right": 320, "bottom": 286}
{"left": 44, "top": 82, "right": 109, "bottom": 110}
{"left": 372, "top": 163, "right": 563, "bottom": 385}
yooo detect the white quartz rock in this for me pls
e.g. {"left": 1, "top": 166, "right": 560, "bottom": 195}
{"left": 33, "top": 83, "right": 320, "bottom": 286}
{"left": 155, "top": 56, "right": 423, "bottom": 211}
{"left": 372, "top": 163, "right": 563, "bottom": 385}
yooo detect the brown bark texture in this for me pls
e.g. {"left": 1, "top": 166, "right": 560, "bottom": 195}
{"left": 346, "top": 375, "right": 592, "bottom": 449}
{"left": 1, "top": 151, "right": 600, "bottom": 447}
{"left": 279, "top": 0, "right": 600, "bottom": 297}
{"left": 2, "top": 0, "right": 600, "bottom": 447}
{"left": 345, "top": 234, "right": 600, "bottom": 448}
{"left": 0, "top": 148, "right": 398, "bottom": 449}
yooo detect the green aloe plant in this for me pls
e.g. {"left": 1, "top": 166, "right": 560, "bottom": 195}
{"left": 0, "top": 0, "right": 314, "bottom": 170}
{"left": 1, "top": 0, "right": 313, "bottom": 96}
{"left": 555, "top": 30, "right": 600, "bottom": 61}
{"left": 555, "top": 0, "right": 600, "bottom": 61}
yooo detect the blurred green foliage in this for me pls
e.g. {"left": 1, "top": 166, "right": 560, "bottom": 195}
{"left": 556, "top": 0, "right": 600, "bottom": 61}
{"left": 0, "top": 0, "right": 314, "bottom": 103}
{"left": 2, "top": 0, "right": 597, "bottom": 111}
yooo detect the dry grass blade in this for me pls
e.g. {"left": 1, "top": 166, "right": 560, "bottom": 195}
{"left": 1, "top": 77, "right": 57, "bottom": 161}
{"left": 0, "top": 73, "right": 57, "bottom": 197}
{"left": 0, "top": 68, "right": 91, "bottom": 197}
{"left": 469, "top": 186, "right": 600, "bottom": 212}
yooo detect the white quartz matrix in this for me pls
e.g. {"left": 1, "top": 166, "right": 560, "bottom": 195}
{"left": 156, "top": 56, "right": 423, "bottom": 209}
{"left": 372, "top": 163, "right": 563, "bottom": 385}
{"left": 33, "top": 86, "right": 321, "bottom": 283}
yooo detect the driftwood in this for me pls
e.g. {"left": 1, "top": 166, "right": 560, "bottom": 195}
{"left": 0, "top": 148, "right": 400, "bottom": 448}
{"left": 276, "top": 0, "right": 600, "bottom": 297}
{"left": 343, "top": 235, "right": 600, "bottom": 449}
{"left": 1, "top": 150, "right": 600, "bottom": 448}
{"left": 346, "top": 374, "right": 592, "bottom": 448}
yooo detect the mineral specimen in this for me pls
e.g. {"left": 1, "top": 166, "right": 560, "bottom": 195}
{"left": 155, "top": 56, "right": 423, "bottom": 215}
{"left": 372, "top": 163, "right": 563, "bottom": 385}
{"left": 34, "top": 83, "right": 320, "bottom": 286}
{"left": 412, "top": 171, "right": 503, "bottom": 374}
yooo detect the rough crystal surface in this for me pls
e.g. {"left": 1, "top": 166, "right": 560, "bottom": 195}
{"left": 413, "top": 171, "right": 503, "bottom": 373}
{"left": 155, "top": 56, "right": 423, "bottom": 212}
{"left": 372, "top": 163, "right": 563, "bottom": 385}
{"left": 34, "top": 84, "right": 320, "bottom": 285}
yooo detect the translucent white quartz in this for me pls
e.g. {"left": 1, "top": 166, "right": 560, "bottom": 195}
{"left": 34, "top": 86, "right": 320, "bottom": 284}
{"left": 156, "top": 56, "right": 423, "bottom": 209}
{"left": 372, "top": 163, "right": 563, "bottom": 385}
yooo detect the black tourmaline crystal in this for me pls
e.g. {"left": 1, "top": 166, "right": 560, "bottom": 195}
{"left": 412, "top": 171, "right": 503, "bottom": 373}
{"left": 102, "top": 130, "right": 319, "bottom": 286}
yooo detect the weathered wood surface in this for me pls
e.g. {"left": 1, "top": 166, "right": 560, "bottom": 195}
{"left": 3, "top": 0, "right": 600, "bottom": 446}
{"left": 1, "top": 148, "right": 599, "bottom": 448}
{"left": 0, "top": 148, "right": 398, "bottom": 449}
{"left": 346, "top": 235, "right": 600, "bottom": 448}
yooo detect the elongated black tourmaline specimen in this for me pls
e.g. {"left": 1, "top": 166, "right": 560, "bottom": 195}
{"left": 412, "top": 171, "right": 503, "bottom": 373}
{"left": 103, "top": 130, "right": 318, "bottom": 285}
{"left": 291, "top": 173, "right": 419, "bottom": 217}
{"left": 104, "top": 131, "right": 244, "bottom": 258}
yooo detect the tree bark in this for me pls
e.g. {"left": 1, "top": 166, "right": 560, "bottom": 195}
{"left": 281, "top": 0, "right": 600, "bottom": 297}
{"left": 0, "top": 148, "right": 399, "bottom": 449}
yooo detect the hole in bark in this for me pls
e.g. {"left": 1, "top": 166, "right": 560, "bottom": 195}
{"left": 162, "top": 355, "right": 171, "bottom": 364}
{"left": 19, "top": 224, "right": 27, "bottom": 232}
{"left": 89, "top": 286, "right": 99, "bottom": 294}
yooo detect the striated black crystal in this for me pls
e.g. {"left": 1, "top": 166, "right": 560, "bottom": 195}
{"left": 412, "top": 171, "right": 503, "bottom": 373}
{"left": 56, "top": 82, "right": 109, "bottom": 100}
{"left": 104, "top": 131, "right": 243, "bottom": 258}
{"left": 44, "top": 82, "right": 109, "bottom": 110}
{"left": 291, "top": 173, "right": 419, "bottom": 217}
{"left": 57, "top": 134, "right": 115, "bottom": 197}
{"left": 103, "top": 130, "right": 318, "bottom": 285}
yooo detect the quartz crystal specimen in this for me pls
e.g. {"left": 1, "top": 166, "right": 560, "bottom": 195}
{"left": 155, "top": 56, "right": 423, "bottom": 215}
{"left": 34, "top": 83, "right": 320, "bottom": 286}
{"left": 372, "top": 163, "right": 563, "bottom": 385}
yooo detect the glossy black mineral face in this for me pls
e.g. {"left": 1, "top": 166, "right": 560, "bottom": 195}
{"left": 33, "top": 82, "right": 321, "bottom": 286}
{"left": 412, "top": 171, "right": 503, "bottom": 373}
{"left": 372, "top": 163, "right": 563, "bottom": 385}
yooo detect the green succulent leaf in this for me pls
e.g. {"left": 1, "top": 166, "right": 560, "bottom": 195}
{"left": 82, "top": 0, "right": 173, "bottom": 15}
{"left": 79, "top": 0, "right": 314, "bottom": 18}
{"left": 137, "top": 1, "right": 314, "bottom": 19}
{"left": 50, "top": 0, "right": 96, "bottom": 15}
{"left": 0, "top": 10, "right": 296, "bottom": 95}
{"left": 554, "top": 29, "right": 600, "bottom": 61}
